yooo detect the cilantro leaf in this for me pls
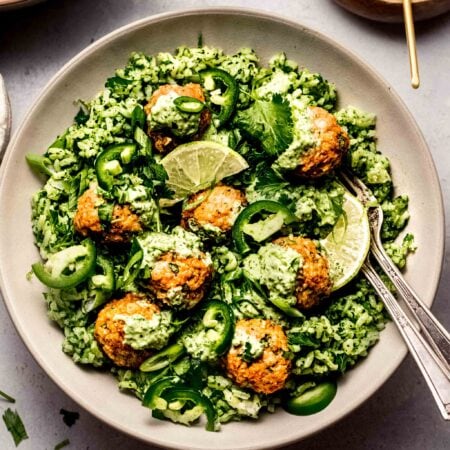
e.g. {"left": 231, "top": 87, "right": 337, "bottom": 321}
{"left": 288, "top": 332, "right": 320, "bottom": 348}
{"left": 131, "top": 105, "right": 146, "bottom": 130}
{"left": 105, "top": 76, "right": 132, "bottom": 90}
{"left": 254, "top": 166, "right": 289, "bottom": 194}
{"left": 74, "top": 102, "right": 90, "bottom": 125}
{"left": 235, "top": 94, "right": 293, "bottom": 155}
{"left": 0, "top": 390, "right": 15, "bottom": 403}
{"left": 105, "top": 76, "right": 133, "bottom": 97}
{"left": 2, "top": 408, "right": 28, "bottom": 447}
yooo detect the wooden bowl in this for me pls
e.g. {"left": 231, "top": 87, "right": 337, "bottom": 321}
{"left": 0, "top": 0, "right": 46, "bottom": 11}
{"left": 333, "top": 0, "right": 450, "bottom": 22}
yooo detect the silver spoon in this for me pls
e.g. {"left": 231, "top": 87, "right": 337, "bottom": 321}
{"left": 0, "top": 73, "right": 12, "bottom": 162}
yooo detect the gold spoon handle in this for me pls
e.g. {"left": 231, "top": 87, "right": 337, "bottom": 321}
{"left": 403, "top": 0, "right": 420, "bottom": 88}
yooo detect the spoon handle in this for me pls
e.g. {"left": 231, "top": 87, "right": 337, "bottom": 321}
{"left": 403, "top": 0, "right": 420, "bottom": 88}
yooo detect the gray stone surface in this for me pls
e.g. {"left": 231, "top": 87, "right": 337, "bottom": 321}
{"left": 0, "top": 0, "right": 449, "bottom": 448}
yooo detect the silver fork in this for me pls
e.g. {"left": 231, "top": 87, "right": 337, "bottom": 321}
{"left": 362, "top": 258, "right": 450, "bottom": 420}
{"left": 0, "top": 73, "right": 12, "bottom": 162}
{"left": 339, "top": 168, "right": 450, "bottom": 376}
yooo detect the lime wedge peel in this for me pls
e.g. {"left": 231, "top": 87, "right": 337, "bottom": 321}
{"left": 320, "top": 191, "right": 370, "bottom": 291}
{"left": 160, "top": 141, "right": 249, "bottom": 204}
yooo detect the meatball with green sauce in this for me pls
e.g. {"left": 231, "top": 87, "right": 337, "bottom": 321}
{"left": 149, "top": 251, "right": 213, "bottom": 310}
{"left": 224, "top": 318, "right": 291, "bottom": 395}
{"left": 94, "top": 293, "right": 175, "bottom": 368}
{"left": 137, "top": 227, "right": 214, "bottom": 310}
{"left": 144, "top": 83, "right": 211, "bottom": 153}
{"left": 181, "top": 184, "right": 247, "bottom": 240}
{"left": 273, "top": 236, "right": 332, "bottom": 309}
{"left": 73, "top": 185, "right": 143, "bottom": 244}
{"left": 275, "top": 106, "right": 349, "bottom": 178}
{"left": 244, "top": 237, "right": 332, "bottom": 312}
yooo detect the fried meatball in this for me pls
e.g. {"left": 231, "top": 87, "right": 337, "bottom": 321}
{"left": 73, "top": 186, "right": 103, "bottom": 235}
{"left": 144, "top": 83, "right": 211, "bottom": 153}
{"left": 106, "top": 204, "right": 143, "bottom": 244}
{"left": 273, "top": 236, "right": 332, "bottom": 310}
{"left": 94, "top": 293, "right": 159, "bottom": 368}
{"left": 145, "top": 83, "right": 206, "bottom": 112}
{"left": 149, "top": 252, "right": 213, "bottom": 310}
{"left": 73, "top": 187, "right": 142, "bottom": 243}
{"left": 181, "top": 184, "right": 247, "bottom": 237}
{"left": 224, "top": 319, "right": 291, "bottom": 394}
{"left": 296, "top": 106, "right": 349, "bottom": 178}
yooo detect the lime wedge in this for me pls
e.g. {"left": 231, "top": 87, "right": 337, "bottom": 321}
{"left": 160, "top": 141, "right": 249, "bottom": 202}
{"left": 320, "top": 191, "right": 370, "bottom": 291}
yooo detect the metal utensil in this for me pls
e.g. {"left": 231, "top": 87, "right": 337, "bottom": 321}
{"left": 403, "top": 0, "right": 420, "bottom": 88}
{"left": 340, "top": 168, "right": 450, "bottom": 375}
{"left": 0, "top": 74, "right": 12, "bottom": 163}
{"left": 362, "top": 258, "right": 450, "bottom": 420}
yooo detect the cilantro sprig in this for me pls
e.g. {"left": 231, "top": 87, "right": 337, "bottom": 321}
{"left": 235, "top": 94, "right": 293, "bottom": 156}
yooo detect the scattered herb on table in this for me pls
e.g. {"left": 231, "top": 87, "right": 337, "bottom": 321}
{"left": 54, "top": 438, "right": 70, "bottom": 449}
{"left": 59, "top": 408, "right": 80, "bottom": 427}
{"left": 2, "top": 408, "right": 28, "bottom": 446}
{"left": 0, "top": 390, "right": 16, "bottom": 403}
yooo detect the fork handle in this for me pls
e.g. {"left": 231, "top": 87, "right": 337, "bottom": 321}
{"left": 0, "top": 74, "right": 12, "bottom": 162}
{"left": 363, "top": 260, "right": 450, "bottom": 420}
{"left": 371, "top": 241, "right": 450, "bottom": 373}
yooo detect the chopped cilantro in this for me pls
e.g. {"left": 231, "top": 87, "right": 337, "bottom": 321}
{"left": 74, "top": 105, "right": 89, "bottom": 125}
{"left": 287, "top": 332, "right": 320, "bottom": 348}
{"left": 0, "top": 390, "right": 15, "bottom": 403}
{"left": 131, "top": 105, "right": 146, "bottom": 130}
{"left": 2, "top": 408, "right": 28, "bottom": 447}
{"left": 242, "top": 342, "right": 255, "bottom": 363}
{"left": 105, "top": 75, "right": 132, "bottom": 89}
{"left": 59, "top": 408, "right": 80, "bottom": 427}
{"left": 235, "top": 94, "right": 293, "bottom": 155}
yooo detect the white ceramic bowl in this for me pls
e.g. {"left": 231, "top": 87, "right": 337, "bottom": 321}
{"left": 0, "top": 8, "right": 444, "bottom": 450}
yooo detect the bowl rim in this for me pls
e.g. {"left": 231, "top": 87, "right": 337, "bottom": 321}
{"left": 0, "top": 0, "right": 45, "bottom": 10}
{"left": 0, "top": 6, "right": 445, "bottom": 449}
